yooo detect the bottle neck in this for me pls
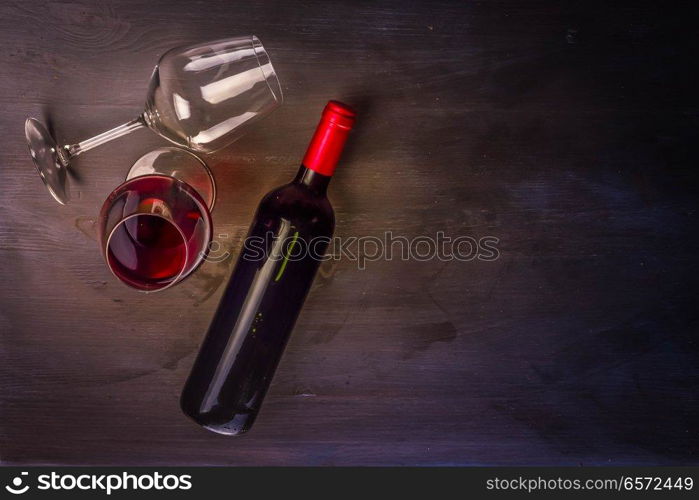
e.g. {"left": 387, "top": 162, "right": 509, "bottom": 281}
{"left": 293, "top": 164, "right": 330, "bottom": 195}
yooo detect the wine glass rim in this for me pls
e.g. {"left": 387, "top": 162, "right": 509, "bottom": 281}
{"left": 102, "top": 174, "right": 212, "bottom": 292}
{"left": 105, "top": 211, "right": 189, "bottom": 293}
{"left": 250, "top": 35, "right": 283, "bottom": 105}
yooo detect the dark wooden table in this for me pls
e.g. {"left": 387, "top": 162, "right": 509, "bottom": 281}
{"left": 1, "top": 0, "right": 697, "bottom": 465}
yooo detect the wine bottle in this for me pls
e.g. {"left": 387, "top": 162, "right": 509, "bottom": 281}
{"left": 181, "top": 101, "right": 357, "bottom": 435}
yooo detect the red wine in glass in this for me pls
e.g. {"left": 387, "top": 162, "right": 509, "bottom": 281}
{"left": 99, "top": 174, "right": 212, "bottom": 292}
{"left": 181, "top": 101, "right": 356, "bottom": 435}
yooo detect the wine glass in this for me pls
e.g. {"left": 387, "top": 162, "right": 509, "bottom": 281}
{"left": 99, "top": 174, "right": 212, "bottom": 292}
{"left": 25, "top": 35, "right": 283, "bottom": 205}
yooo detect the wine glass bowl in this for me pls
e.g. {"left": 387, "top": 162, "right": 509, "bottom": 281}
{"left": 126, "top": 147, "right": 217, "bottom": 210}
{"left": 144, "top": 36, "right": 283, "bottom": 153}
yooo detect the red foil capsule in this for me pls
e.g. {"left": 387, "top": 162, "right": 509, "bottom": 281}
{"left": 301, "top": 100, "right": 357, "bottom": 177}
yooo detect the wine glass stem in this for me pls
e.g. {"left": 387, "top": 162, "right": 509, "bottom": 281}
{"left": 63, "top": 115, "right": 146, "bottom": 160}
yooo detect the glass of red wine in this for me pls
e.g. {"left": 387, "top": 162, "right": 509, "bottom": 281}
{"left": 99, "top": 172, "right": 212, "bottom": 292}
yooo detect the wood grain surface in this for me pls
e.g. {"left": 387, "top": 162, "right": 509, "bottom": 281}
{"left": 1, "top": 0, "right": 697, "bottom": 465}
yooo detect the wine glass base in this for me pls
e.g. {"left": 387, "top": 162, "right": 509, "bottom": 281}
{"left": 126, "top": 147, "right": 216, "bottom": 210}
{"left": 25, "top": 118, "right": 70, "bottom": 204}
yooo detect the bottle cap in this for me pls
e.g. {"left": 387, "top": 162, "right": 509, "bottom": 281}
{"left": 302, "top": 100, "right": 356, "bottom": 176}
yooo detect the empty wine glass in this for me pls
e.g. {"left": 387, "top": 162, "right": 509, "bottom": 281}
{"left": 99, "top": 174, "right": 212, "bottom": 292}
{"left": 26, "top": 35, "right": 283, "bottom": 205}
